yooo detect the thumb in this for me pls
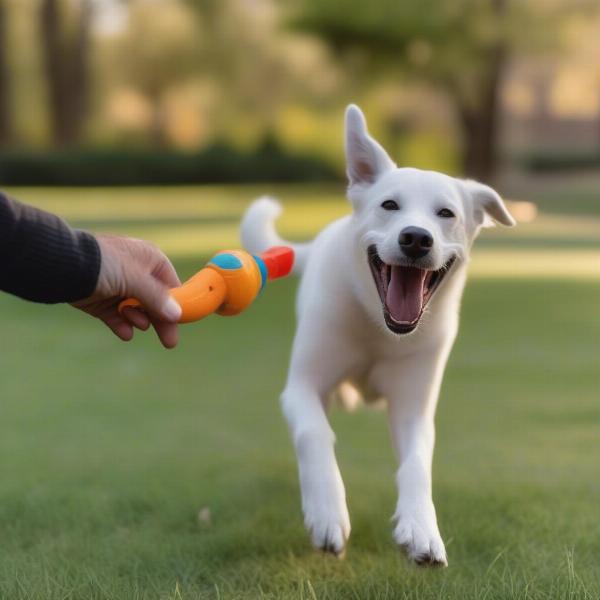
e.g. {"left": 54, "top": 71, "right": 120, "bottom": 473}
{"left": 129, "top": 275, "right": 182, "bottom": 322}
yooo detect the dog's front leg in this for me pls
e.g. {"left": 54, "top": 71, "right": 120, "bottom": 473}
{"left": 379, "top": 343, "right": 453, "bottom": 566}
{"left": 281, "top": 324, "right": 360, "bottom": 556}
{"left": 282, "top": 381, "right": 349, "bottom": 555}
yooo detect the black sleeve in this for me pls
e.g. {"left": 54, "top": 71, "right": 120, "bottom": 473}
{"left": 0, "top": 191, "right": 101, "bottom": 303}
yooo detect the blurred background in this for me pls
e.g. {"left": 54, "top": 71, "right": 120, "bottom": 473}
{"left": 1, "top": 0, "right": 600, "bottom": 184}
{"left": 1, "top": 2, "right": 600, "bottom": 599}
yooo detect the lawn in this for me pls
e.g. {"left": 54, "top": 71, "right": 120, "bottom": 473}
{"left": 1, "top": 183, "right": 600, "bottom": 599}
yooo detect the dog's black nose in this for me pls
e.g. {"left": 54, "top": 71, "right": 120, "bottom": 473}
{"left": 399, "top": 227, "right": 433, "bottom": 259}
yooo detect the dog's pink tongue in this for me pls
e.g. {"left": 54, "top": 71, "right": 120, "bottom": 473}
{"left": 386, "top": 266, "right": 427, "bottom": 323}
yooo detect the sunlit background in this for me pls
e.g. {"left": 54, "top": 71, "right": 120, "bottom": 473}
{"left": 1, "top": 0, "right": 600, "bottom": 176}
{"left": 1, "top": 1, "right": 600, "bottom": 598}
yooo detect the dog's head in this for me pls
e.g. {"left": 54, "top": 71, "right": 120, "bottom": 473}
{"left": 345, "top": 104, "right": 515, "bottom": 335}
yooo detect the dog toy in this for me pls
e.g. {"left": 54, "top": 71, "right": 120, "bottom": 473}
{"left": 118, "top": 246, "right": 294, "bottom": 323}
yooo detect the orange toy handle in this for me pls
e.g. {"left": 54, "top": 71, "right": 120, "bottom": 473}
{"left": 171, "top": 267, "right": 228, "bottom": 323}
{"left": 118, "top": 246, "right": 294, "bottom": 325}
{"left": 118, "top": 268, "right": 227, "bottom": 324}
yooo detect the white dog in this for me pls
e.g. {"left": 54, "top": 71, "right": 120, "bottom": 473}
{"left": 240, "top": 104, "right": 515, "bottom": 566}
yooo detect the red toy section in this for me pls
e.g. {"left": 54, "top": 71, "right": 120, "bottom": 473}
{"left": 260, "top": 246, "right": 295, "bottom": 280}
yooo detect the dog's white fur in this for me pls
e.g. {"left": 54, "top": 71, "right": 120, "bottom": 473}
{"left": 241, "top": 105, "right": 515, "bottom": 565}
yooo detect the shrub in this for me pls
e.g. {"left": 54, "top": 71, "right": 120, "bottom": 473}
{"left": 516, "top": 148, "right": 600, "bottom": 173}
{"left": 0, "top": 144, "right": 340, "bottom": 186}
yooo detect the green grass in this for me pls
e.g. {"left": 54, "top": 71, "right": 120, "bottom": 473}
{"left": 1, "top": 185, "right": 600, "bottom": 599}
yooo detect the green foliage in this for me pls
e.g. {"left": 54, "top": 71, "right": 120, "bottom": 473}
{"left": 291, "top": 0, "right": 574, "bottom": 81}
{"left": 292, "top": 2, "right": 578, "bottom": 119}
{"left": 0, "top": 145, "right": 339, "bottom": 185}
{"left": 516, "top": 148, "right": 600, "bottom": 173}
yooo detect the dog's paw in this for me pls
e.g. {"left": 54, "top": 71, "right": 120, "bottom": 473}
{"left": 305, "top": 510, "right": 350, "bottom": 556}
{"left": 303, "top": 501, "right": 350, "bottom": 556}
{"left": 393, "top": 515, "right": 447, "bottom": 567}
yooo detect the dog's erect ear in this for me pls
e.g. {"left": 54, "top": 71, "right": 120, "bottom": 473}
{"left": 464, "top": 180, "right": 516, "bottom": 227}
{"left": 345, "top": 104, "right": 395, "bottom": 187}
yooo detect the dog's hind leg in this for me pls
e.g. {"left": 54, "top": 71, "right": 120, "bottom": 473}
{"left": 281, "top": 322, "right": 364, "bottom": 556}
{"left": 330, "top": 380, "right": 362, "bottom": 412}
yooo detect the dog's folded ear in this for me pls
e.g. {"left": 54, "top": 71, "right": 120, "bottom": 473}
{"left": 345, "top": 104, "right": 395, "bottom": 187}
{"left": 463, "top": 180, "right": 516, "bottom": 227}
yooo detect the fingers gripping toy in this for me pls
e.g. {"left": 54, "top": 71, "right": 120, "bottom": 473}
{"left": 118, "top": 246, "right": 294, "bottom": 324}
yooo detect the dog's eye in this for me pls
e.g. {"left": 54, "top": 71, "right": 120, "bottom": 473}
{"left": 437, "top": 208, "right": 455, "bottom": 219}
{"left": 381, "top": 199, "right": 399, "bottom": 211}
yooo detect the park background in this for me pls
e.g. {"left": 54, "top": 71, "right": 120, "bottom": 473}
{"left": 1, "top": 1, "right": 600, "bottom": 598}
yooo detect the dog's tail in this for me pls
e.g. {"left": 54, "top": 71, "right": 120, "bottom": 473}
{"left": 240, "top": 196, "right": 311, "bottom": 276}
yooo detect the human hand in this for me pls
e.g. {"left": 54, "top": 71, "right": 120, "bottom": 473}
{"left": 72, "top": 234, "right": 182, "bottom": 348}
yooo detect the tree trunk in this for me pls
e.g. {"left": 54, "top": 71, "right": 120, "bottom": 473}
{"left": 149, "top": 90, "right": 168, "bottom": 147}
{"left": 457, "top": 0, "right": 507, "bottom": 183}
{"left": 69, "top": 0, "right": 92, "bottom": 143}
{"left": 0, "top": 0, "right": 13, "bottom": 145}
{"left": 40, "top": 0, "right": 92, "bottom": 146}
{"left": 458, "top": 61, "right": 503, "bottom": 182}
{"left": 41, "top": 0, "right": 69, "bottom": 146}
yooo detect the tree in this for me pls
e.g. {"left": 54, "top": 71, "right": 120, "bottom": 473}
{"left": 182, "top": 0, "right": 334, "bottom": 145}
{"left": 292, "top": 0, "right": 588, "bottom": 181}
{"left": 0, "top": 0, "right": 13, "bottom": 145}
{"left": 40, "top": 0, "right": 92, "bottom": 146}
{"left": 115, "top": 0, "right": 200, "bottom": 146}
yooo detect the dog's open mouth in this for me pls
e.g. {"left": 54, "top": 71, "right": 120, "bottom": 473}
{"left": 367, "top": 245, "right": 455, "bottom": 334}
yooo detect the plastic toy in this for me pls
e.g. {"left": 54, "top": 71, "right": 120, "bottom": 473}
{"left": 118, "top": 246, "right": 294, "bottom": 324}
